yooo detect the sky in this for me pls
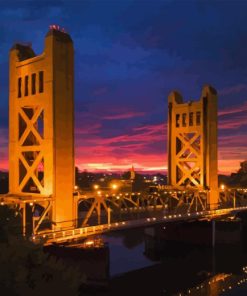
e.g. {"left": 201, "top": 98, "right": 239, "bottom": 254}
{"left": 0, "top": 0, "right": 247, "bottom": 174}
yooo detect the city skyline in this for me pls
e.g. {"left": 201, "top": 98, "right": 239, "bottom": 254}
{"left": 0, "top": 1, "right": 247, "bottom": 174}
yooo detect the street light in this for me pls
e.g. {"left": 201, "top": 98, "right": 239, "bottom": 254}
{"left": 112, "top": 184, "right": 118, "bottom": 190}
{"left": 94, "top": 184, "right": 99, "bottom": 190}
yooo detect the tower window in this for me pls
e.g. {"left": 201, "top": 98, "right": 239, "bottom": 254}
{"left": 31, "top": 73, "right": 36, "bottom": 95}
{"left": 39, "top": 71, "right": 44, "bottom": 93}
{"left": 176, "top": 114, "right": 180, "bottom": 127}
{"left": 24, "top": 75, "right": 28, "bottom": 96}
{"left": 189, "top": 112, "right": 193, "bottom": 126}
{"left": 18, "top": 77, "right": 22, "bottom": 98}
{"left": 182, "top": 113, "right": 186, "bottom": 127}
{"left": 196, "top": 111, "right": 201, "bottom": 125}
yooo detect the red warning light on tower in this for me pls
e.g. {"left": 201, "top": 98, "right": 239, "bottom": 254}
{"left": 49, "top": 24, "right": 66, "bottom": 33}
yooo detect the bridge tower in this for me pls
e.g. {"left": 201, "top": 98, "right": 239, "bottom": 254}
{"left": 167, "top": 85, "right": 218, "bottom": 209}
{"left": 8, "top": 26, "right": 75, "bottom": 232}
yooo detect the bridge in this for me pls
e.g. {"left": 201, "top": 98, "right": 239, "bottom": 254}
{"left": 1, "top": 26, "right": 247, "bottom": 245}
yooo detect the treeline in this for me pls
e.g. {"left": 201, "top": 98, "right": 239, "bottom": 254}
{"left": 0, "top": 206, "right": 86, "bottom": 295}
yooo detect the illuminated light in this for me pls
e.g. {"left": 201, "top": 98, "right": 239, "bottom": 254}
{"left": 74, "top": 185, "right": 78, "bottom": 190}
{"left": 85, "top": 240, "right": 94, "bottom": 246}
{"left": 188, "top": 213, "right": 191, "bottom": 216}
{"left": 97, "top": 191, "right": 101, "bottom": 195}
{"left": 94, "top": 184, "right": 99, "bottom": 190}
{"left": 122, "top": 222, "right": 126, "bottom": 225}
{"left": 29, "top": 202, "right": 33, "bottom": 206}
{"left": 112, "top": 184, "right": 118, "bottom": 190}
{"left": 147, "top": 218, "right": 150, "bottom": 221}
{"left": 152, "top": 217, "right": 156, "bottom": 221}
{"left": 220, "top": 184, "right": 225, "bottom": 190}
{"left": 178, "top": 214, "right": 181, "bottom": 217}
{"left": 116, "top": 196, "right": 120, "bottom": 200}
{"left": 115, "top": 223, "right": 119, "bottom": 226}
{"left": 0, "top": 202, "right": 4, "bottom": 206}
{"left": 164, "top": 216, "right": 167, "bottom": 219}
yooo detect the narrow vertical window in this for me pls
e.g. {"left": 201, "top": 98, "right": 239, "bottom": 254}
{"left": 176, "top": 114, "right": 180, "bottom": 127}
{"left": 39, "top": 71, "right": 44, "bottom": 93}
{"left": 24, "top": 75, "right": 28, "bottom": 96}
{"left": 31, "top": 73, "right": 36, "bottom": 95}
{"left": 18, "top": 77, "right": 22, "bottom": 98}
{"left": 189, "top": 112, "right": 193, "bottom": 126}
{"left": 196, "top": 111, "right": 201, "bottom": 126}
{"left": 182, "top": 113, "right": 186, "bottom": 127}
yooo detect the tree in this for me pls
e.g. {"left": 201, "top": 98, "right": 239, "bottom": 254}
{"left": 0, "top": 206, "right": 86, "bottom": 295}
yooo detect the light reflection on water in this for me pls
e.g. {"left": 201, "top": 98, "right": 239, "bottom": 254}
{"left": 102, "top": 235, "right": 153, "bottom": 276}
{"left": 102, "top": 225, "right": 247, "bottom": 296}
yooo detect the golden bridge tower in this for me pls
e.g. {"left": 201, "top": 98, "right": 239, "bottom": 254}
{"left": 8, "top": 26, "right": 75, "bottom": 232}
{"left": 167, "top": 85, "right": 218, "bottom": 209}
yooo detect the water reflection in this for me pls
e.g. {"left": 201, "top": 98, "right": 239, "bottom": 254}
{"left": 102, "top": 223, "right": 247, "bottom": 296}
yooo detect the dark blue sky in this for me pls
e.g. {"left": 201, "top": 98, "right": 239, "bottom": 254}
{"left": 0, "top": 0, "right": 247, "bottom": 173}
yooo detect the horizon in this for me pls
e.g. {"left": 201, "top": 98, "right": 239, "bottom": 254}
{"left": 0, "top": 1, "right": 247, "bottom": 174}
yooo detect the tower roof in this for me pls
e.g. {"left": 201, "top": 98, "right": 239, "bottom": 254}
{"left": 46, "top": 25, "right": 72, "bottom": 43}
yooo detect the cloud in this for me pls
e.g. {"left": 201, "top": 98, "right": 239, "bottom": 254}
{"left": 219, "top": 113, "right": 247, "bottom": 130}
{"left": 219, "top": 85, "right": 247, "bottom": 97}
{"left": 0, "top": 128, "right": 8, "bottom": 170}
{"left": 102, "top": 111, "right": 145, "bottom": 120}
{"left": 218, "top": 101, "right": 247, "bottom": 116}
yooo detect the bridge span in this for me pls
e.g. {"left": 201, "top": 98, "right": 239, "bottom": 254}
{"left": 30, "top": 204, "right": 247, "bottom": 245}
{"left": 3, "top": 26, "right": 247, "bottom": 246}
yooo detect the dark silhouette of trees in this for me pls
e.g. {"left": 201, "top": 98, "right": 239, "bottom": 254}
{"left": 228, "top": 161, "right": 247, "bottom": 187}
{"left": 0, "top": 206, "right": 85, "bottom": 295}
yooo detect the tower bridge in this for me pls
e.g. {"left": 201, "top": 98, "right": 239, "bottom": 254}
{"left": 1, "top": 27, "right": 247, "bottom": 245}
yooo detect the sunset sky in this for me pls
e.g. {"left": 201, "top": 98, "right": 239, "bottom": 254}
{"left": 0, "top": 0, "right": 247, "bottom": 174}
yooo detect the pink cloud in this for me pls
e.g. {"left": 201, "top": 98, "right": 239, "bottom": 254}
{"left": 219, "top": 113, "right": 247, "bottom": 129}
{"left": 219, "top": 84, "right": 247, "bottom": 96}
{"left": 102, "top": 111, "right": 145, "bottom": 120}
{"left": 0, "top": 128, "right": 8, "bottom": 170}
{"left": 218, "top": 101, "right": 247, "bottom": 116}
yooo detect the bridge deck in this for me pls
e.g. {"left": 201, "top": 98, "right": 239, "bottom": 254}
{"left": 33, "top": 205, "right": 247, "bottom": 245}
